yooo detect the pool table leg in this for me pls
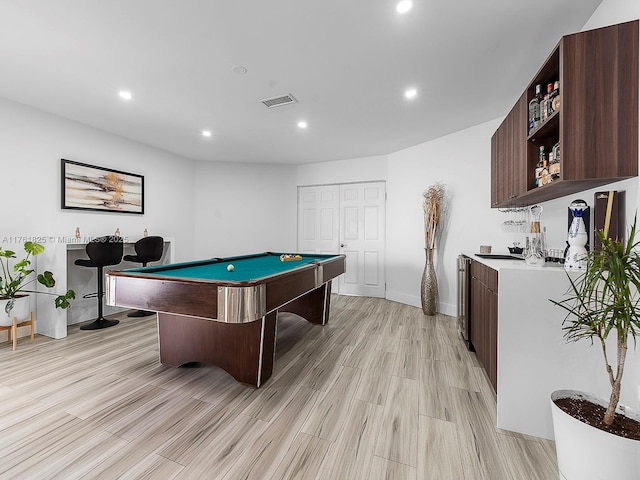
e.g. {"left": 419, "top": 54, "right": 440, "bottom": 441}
{"left": 157, "top": 311, "right": 277, "bottom": 387}
{"left": 279, "top": 281, "right": 332, "bottom": 325}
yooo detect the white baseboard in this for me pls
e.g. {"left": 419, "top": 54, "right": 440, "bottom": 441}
{"left": 385, "top": 290, "right": 456, "bottom": 318}
{"left": 438, "top": 302, "right": 456, "bottom": 317}
{"left": 385, "top": 290, "right": 421, "bottom": 308}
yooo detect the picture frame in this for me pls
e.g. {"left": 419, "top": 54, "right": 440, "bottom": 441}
{"left": 61, "top": 159, "right": 144, "bottom": 214}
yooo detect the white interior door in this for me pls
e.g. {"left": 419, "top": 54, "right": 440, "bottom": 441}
{"left": 297, "top": 185, "right": 340, "bottom": 254}
{"left": 297, "top": 182, "right": 385, "bottom": 297}
{"left": 338, "top": 182, "right": 385, "bottom": 297}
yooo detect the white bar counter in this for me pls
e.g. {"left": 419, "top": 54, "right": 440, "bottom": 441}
{"left": 36, "top": 237, "right": 174, "bottom": 339}
{"left": 465, "top": 252, "right": 640, "bottom": 440}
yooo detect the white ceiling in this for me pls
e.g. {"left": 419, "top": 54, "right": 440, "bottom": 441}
{"left": 0, "top": 0, "right": 603, "bottom": 165}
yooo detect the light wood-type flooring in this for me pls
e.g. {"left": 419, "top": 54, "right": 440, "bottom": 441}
{"left": 0, "top": 295, "right": 558, "bottom": 479}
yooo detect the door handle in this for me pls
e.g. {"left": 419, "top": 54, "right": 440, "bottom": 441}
{"left": 340, "top": 243, "right": 347, "bottom": 248}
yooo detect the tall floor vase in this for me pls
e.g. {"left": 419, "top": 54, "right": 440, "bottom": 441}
{"left": 421, "top": 247, "right": 438, "bottom": 316}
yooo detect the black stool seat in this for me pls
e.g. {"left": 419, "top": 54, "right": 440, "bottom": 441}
{"left": 75, "top": 236, "right": 123, "bottom": 330}
{"left": 123, "top": 236, "right": 163, "bottom": 265}
{"left": 123, "top": 236, "right": 164, "bottom": 317}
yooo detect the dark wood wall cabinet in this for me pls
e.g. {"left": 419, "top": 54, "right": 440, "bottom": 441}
{"left": 491, "top": 20, "right": 639, "bottom": 208}
{"left": 469, "top": 259, "right": 498, "bottom": 392}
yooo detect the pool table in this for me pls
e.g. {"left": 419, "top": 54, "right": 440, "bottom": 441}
{"left": 105, "top": 252, "right": 345, "bottom": 386}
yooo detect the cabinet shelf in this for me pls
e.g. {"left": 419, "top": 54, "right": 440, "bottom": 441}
{"left": 526, "top": 110, "right": 559, "bottom": 142}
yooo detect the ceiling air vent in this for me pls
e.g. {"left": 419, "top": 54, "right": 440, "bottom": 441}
{"left": 260, "top": 94, "right": 297, "bottom": 108}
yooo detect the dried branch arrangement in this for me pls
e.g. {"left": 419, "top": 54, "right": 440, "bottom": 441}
{"left": 423, "top": 182, "right": 446, "bottom": 249}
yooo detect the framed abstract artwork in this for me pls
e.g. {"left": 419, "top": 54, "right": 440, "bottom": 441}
{"left": 61, "top": 159, "right": 144, "bottom": 214}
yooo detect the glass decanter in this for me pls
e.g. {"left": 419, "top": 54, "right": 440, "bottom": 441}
{"left": 525, "top": 205, "right": 545, "bottom": 267}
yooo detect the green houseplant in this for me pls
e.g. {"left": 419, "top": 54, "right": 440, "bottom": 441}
{"left": 550, "top": 218, "right": 640, "bottom": 479}
{"left": 0, "top": 242, "right": 75, "bottom": 319}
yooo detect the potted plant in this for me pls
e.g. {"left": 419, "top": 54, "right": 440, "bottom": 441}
{"left": 0, "top": 242, "right": 75, "bottom": 326}
{"left": 550, "top": 218, "right": 640, "bottom": 479}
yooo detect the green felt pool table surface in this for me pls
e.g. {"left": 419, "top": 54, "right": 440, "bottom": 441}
{"left": 124, "top": 252, "right": 340, "bottom": 283}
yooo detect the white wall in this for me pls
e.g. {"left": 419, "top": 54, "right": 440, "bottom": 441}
{"left": 193, "top": 161, "right": 297, "bottom": 258}
{"left": 0, "top": 97, "right": 196, "bottom": 260}
{"left": 296, "top": 155, "right": 388, "bottom": 186}
{"left": 385, "top": 119, "right": 507, "bottom": 313}
{"left": 583, "top": 0, "right": 640, "bottom": 31}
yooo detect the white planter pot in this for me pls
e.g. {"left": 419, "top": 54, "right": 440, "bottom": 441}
{"left": 0, "top": 295, "right": 30, "bottom": 326}
{"left": 551, "top": 389, "right": 640, "bottom": 480}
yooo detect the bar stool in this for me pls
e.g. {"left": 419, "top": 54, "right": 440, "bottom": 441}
{"left": 123, "top": 236, "right": 164, "bottom": 317}
{"left": 75, "top": 236, "right": 123, "bottom": 330}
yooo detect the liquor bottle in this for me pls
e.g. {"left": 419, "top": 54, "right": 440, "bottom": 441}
{"left": 535, "top": 146, "right": 545, "bottom": 187}
{"left": 540, "top": 146, "right": 552, "bottom": 185}
{"left": 550, "top": 81, "right": 560, "bottom": 114}
{"left": 542, "top": 83, "right": 554, "bottom": 121}
{"left": 541, "top": 84, "right": 551, "bottom": 122}
{"left": 542, "top": 152, "right": 551, "bottom": 185}
{"left": 550, "top": 142, "right": 560, "bottom": 179}
{"left": 537, "top": 146, "right": 547, "bottom": 187}
{"left": 528, "top": 84, "right": 542, "bottom": 133}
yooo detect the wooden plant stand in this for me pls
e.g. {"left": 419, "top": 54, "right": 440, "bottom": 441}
{"left": 0, "top": 312, "right": 34, "bottom": 350}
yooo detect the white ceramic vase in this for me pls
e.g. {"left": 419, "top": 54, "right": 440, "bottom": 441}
{"left": 0, "top": 295, "right": 30, "bottom": 326}
{"left": 551, "top": 389, "right": 640, "bottom": 480}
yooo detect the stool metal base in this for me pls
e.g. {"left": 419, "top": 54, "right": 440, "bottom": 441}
{"left": 127, "top": 309, "right": 156, "bottom": 317}
{"left": 80, "top": 318, "right": 119, "bottom": 330}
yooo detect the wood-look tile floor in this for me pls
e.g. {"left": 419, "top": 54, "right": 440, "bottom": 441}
{"left": 0, "top": 296, "right": 558, "bottom": 479}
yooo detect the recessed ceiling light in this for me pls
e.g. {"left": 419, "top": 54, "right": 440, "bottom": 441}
{"left": 396, "top": 0, "right": 413, "bottom": 14}
{"left": 404, "top": 87, "right": 418, "bottom": 99}
{"left": 118, "top": 90, "right": 132, "bottom": 100}
{"left": 202, "top": 130, "right": 212, "bottom": 137}
{"left": 297, "top": 121, "right": 308, "bottom": 129}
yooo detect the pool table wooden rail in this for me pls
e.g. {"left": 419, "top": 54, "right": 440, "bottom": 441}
{"left": 106, "top": 254, "right": 345, "bottom": 324}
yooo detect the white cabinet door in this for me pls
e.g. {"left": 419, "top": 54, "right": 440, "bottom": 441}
{"left": 297, "top": 182, "right": 386, "bottom": 297}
